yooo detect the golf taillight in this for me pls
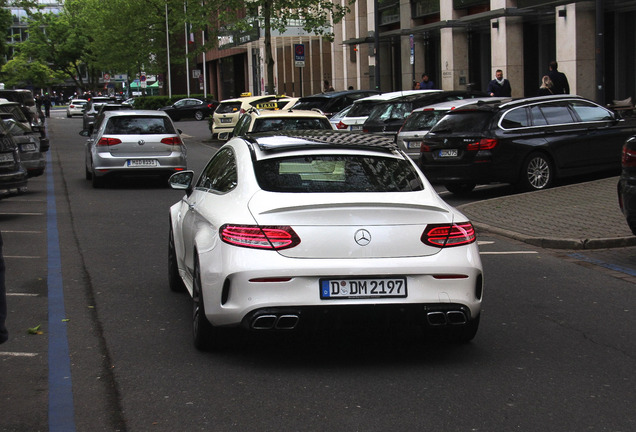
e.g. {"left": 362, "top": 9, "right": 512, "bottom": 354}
{"left": 421, "top": 222, "right": 476, "bottom": 247}
{"left": 161, "top": 137, "right": 183, "bottom": 145}
{"left": 220, "top": 224, "right": 300, "bottom": 250}
{"left": 96, "top": 137, "right": 122, "bottom": 146}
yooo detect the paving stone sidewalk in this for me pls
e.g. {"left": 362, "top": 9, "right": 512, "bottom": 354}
{"left": 457, "top": 176, "right": 636, "bottom": 249}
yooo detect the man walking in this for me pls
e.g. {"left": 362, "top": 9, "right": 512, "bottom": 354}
{"left": 548, "top": 61, "right": 570, "bottom": 94}
{"left": 486, "top": 69, "right": 512, "bottom": 97}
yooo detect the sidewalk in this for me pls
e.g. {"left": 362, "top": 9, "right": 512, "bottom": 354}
{"left": 457, "top": 176, "right": 636, "bottom": 249}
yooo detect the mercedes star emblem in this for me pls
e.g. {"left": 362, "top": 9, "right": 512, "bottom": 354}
{"left": 138, "top": 140, "right": 145, "bottom": 146}
{"left": 354, "top": 229, "right": 371, "bottom": 246}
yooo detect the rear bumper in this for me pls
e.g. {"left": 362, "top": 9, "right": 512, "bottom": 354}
{"left": 0, "top": 167, "right": 28, "bottom": 193}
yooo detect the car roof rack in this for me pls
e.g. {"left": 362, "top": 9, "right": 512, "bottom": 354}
{"left": 245, "top": 130, "right": 399, "bottom": 154}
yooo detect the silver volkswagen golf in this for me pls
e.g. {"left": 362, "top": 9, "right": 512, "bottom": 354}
{"left": 82, "top": 110, "right": 187, "bottom": 188}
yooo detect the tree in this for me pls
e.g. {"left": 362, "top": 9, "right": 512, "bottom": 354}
{"left": 0, "top": 54, "right": 65, "bottom": 88}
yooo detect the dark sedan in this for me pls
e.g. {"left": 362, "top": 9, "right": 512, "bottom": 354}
{"left": 618, "top": 136, "right": 636, "bottom": 235}
{"left": 419, "top": 95, "right": 636, "bottom": 194}
{"left": 159, "top": 98, "right": 219, "bottom": 121}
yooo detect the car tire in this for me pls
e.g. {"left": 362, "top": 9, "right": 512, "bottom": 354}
{"left": 519, "top": 152, "right": 553, "bottom": 191}
{"left": 91, "top": 172, "right": 105, "bottom": 188}
{"left": 168, "top": 225, "right": 187, "bottom": 293}
{"left": 67, "top": 113, "right": 71, "bottom": 118}
{"left": 85, "top": 166, "right": 92, "bottom": 180}
{"left": 445, "top": 183, "right": 476, "bottom": 195}
{"left": 192, "top": 256, "right": 221, "bottom": 350}
{"left": 194, "top": 110, "right": 204, "bottom": 121}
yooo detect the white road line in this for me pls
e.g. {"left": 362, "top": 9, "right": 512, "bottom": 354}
{"left": 0, "top": 230, "right": 43, "bottom": 234}
{"left": 4, "top": 255, "right": 41, "bottom": 259}
{"left": 0, "top": 352, "right": 39, "bottom": 357}
{"left": 7, "top": 293, "right": 39, "bottom": 297}
{"left": 0, "top": 212, "right": 45, "bottom": 216}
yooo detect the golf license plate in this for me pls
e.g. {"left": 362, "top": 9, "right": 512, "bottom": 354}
{"left": 127, "top": 159, "right": 158, "bottom": 167}
{"left": 439, "top": 149, "right": 458, "bottom": 157}
{"left": 320, "top": 277, "right": 407, "bottom": 299}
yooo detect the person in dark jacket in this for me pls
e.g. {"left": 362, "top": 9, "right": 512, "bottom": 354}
{"left": 486, "top": 69, "right": 512, "bottom": 97}
{"left": 0, "top": 232, "right": 8, "bottom": 344}
{"left": 548, "top": 61, "right": 570, "bottom": 94}
{"left": 419, "top": 73, "right": 435, "bottom": 89}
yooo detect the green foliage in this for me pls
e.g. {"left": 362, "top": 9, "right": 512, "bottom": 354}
{"left": 1, "top": 54, "right": 65, "bottom": 88}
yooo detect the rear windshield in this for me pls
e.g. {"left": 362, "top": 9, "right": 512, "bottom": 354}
{"left": 290, "top": 99, "right": 326, "bottom": 111}
{"left": 0, "top": 105, "right": 28, "bottom": 122}
{"left": 429, "top": 111, "right": 493, "bottom": 134}
{"left": 104, "top": 116, "right": 176, "bottom": 135}
{"left": 347, "top": 101, "right": 379, "bottom": 118}
{"left": 216, "top": 102, "right": 242, "bottom": 114}
{"left": 254, "top": 154, "right": 424, "bottom": 193}
{"left": 252, "top": 118, "right": 331, "bottom": 133}
{"left": 366, "top": 102, "right": 414, "bottom": 123}
{"left": 401, "top": 110, "right": 447, "bottom": 132}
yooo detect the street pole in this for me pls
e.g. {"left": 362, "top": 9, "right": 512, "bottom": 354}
{"left": 165, "top": 2, "right": 172, "bottom": 98}
{"left": 374, "top": 0, "right": 380, "bottom": 91}
{"left": 595, "top": 0, "right": 605, "bottom": 104}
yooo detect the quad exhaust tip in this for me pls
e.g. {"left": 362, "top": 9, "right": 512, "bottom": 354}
{"left": 251, "top": 314, "right": 299, "bottom": 330}
{"left": 427, "top": 311, "right": 467, "bottom": 326}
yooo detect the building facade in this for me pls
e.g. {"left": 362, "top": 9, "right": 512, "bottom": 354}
{"left": 190, "top": 0, "right": 635, "bottom": 106}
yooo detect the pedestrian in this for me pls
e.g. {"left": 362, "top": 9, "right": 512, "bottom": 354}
{"left": 486, "top": 69, "right": 512, "bottom": 97}
{"left": 548, "top": 60, "right": 570, "bottom": 94}
{"left": 43, "top": 94, "right": 51, "bottom": 118}
{"left": 413, "top": 81, "right": 421, "bottom": 90}
{"left": 419, "top": 73, "right": 435, "bottom": 89}
{"left": 323, "top": 80, "right": 335, "bottom": 92}
{"left": 1, "top": 232, "right": 8, "bottom": 345}
{"left": 537, "top": 75, "right": 554, "bottom": 96}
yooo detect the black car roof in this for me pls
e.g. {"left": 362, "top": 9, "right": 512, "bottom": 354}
{"left": 243, "top": 130, "right": 400, "bottom": 154}
{"left": 297, "top": 90, "right": 380, "bottom": 100}
{"left": 451, "top": 94, "right": 589, "bottom": 113}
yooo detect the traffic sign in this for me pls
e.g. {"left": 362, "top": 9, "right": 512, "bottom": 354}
{"left": 294, "top": 43, "right": 305, "bottom": 68}
{"left": 140, "top": 71, "right": 147, "bottom": 88}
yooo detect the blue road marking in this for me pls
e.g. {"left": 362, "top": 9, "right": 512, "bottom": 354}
{"left": 46, "top": 150, "right": 77, "bottom": 432}
{"left": 569, "top": 252, "right": 636, "bottom": 277}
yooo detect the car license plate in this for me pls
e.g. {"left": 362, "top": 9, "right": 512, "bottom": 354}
{"left": 406, "top": 141, "right": 420, "bottom": 149}
{"left": 127, "top": 159, "right": 158, "bottom": 167}
{"left": 0, "top": 153, "right": 13, "bottom": 162}
{"left": 350, "top": 125, "right": 363, "bottom": 131}
{"left": 320, "top": 277, "right": 407, "bottom": 299}
{"left": 21, "top": 144, "right": 36, "bottom": 152}
{"left": 220, "top": 118, "right": 233, "bottom": 123}
{"left": 439, "top": 149, "right": 458, "bottom": 157}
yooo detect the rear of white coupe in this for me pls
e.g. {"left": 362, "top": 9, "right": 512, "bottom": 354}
{"left": 169, "top": 131, "right": 483, "bottom": 350}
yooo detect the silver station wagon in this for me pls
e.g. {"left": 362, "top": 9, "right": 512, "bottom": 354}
{"left": 82, "top": 110, "right": 187, "bottom": 188}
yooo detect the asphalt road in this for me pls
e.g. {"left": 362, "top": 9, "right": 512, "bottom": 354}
{"left": 1, "top": 110, "right": 635, "bottom": 431}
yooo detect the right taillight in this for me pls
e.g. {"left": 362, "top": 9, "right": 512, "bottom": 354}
{"left": 621, "top": 145, "right": 636, "bottom": 167}
{"left": 161, "top": 137, "right": 183, "bottom": 145}
{"left": 421, "top": 222, "right": 476, "bottom": 248}
{"left": 466, "top": 138, "right": 498, "bottom": 151}
{"left": 97, "top": 137, "right": 122, "bottom": 146}
{"left": 220, "top": 224, "right": 300, "bottom": 250}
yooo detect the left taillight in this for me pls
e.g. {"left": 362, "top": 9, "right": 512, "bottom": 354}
{"left": 336, "top": 121, "right": 348, "bottom": 130}
{"left": 421, "top": 222, "right": 476, "bottom": 248}
{"left": 621, "top": 145, "right": 636, "bottom": 167}
{"left": 220, "top": 224, "right": 300, "bottom": 250}
{"left": 97, "top": 137, "right": 122, "bottom": 146}
{"left": 161, "top": 137, "right": 183, "bottom": 145}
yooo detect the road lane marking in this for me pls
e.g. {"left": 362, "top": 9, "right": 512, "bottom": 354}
{"left": 7, "top": 293, "right": 39, "bottom": 297}
{"left": 0, "top": 351, "right": 39, "bottom": 357}
{"left": 480, "top": 251, "right": 539, "bottom": 255}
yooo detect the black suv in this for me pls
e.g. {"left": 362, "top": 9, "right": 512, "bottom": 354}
{"left": 362, "top": 90, "right": 488, "bottom": 137}
{"left": 419, "top": 95, "right": 636, "bottom": 194}
{"left": 291, "top": 90, "right": 380, "bottom": 117}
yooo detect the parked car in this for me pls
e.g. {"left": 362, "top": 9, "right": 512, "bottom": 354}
{"left": 362, "top": 90, "right": 490, "bottom": 137}
{"left": 618, "top": 135, "right": 636, "bottom": 234}
{"left": 167, "top": 130, "right": 483, "bottom": 350}
{"left": 0, "top": 100, "right": 49, "bottom": 153}
{"left": 210, "top": 94, "right": 281, "bottom": 139}
{"left": 329, "top": 105, "right": 353, "bottom": 130}
{"left": 397, "top": 97, "right": 507, "bottom": 159}
{"left": 66, "top": 99, "right": 87, "bottom": 117}
{"left": 0, "top": 123, "right": 28, "bottom": 196}
{"left": 1, "top": 116, "right": 45, "bottom": 177}
{"left": 0, "top": 89, "right": 38, "bottom": 125}
{"left": 159, "top": 98, "right": 219, "bottom": 121}
{"left": 419, "top": 95, "right": 636, "bottom": 194}
{"left": 95, "top": 103, "right": 133, "bottom": 118}
{"left": 81, "top": 110, "right": 187, "bottom": 188}
{"left": 338, "top": 90, "right": 439, "bottom": 131}
{"left": 220, "top": 109, "right": 333, "bottom": 140}
{"left": 291, "top": 90, "right": 381, "bottom": 117}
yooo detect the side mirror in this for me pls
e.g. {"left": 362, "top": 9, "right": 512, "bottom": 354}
{"left": 169, "top": 170, "right": 195, "bottom": 194}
